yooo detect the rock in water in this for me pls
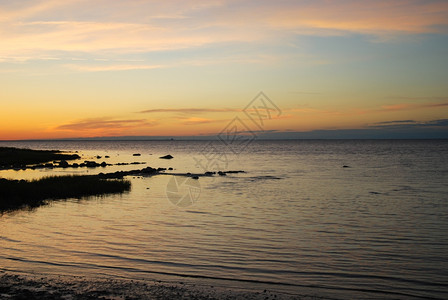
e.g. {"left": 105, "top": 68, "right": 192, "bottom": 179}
{"left": 159, "top": 154, "right": 173, "bottom": 159}
{"left": 58, "top": 160, "right": 69, "bottom": 168}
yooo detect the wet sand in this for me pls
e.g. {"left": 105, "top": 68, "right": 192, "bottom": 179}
{"left": 0, "top": 271, "right": 329, "bottom": 300}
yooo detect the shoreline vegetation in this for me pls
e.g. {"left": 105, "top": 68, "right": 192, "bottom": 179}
{"left": 0, "top": 175, "right": 131, "bottom": 212}
{"left": 0, "top": 147, "right": 80, "bottom": 170}
{"left": 0, "top": 147, "right": 244, "bottom": 213}
{"left": 0, "top": 147, "right": 133, "bottom": 213}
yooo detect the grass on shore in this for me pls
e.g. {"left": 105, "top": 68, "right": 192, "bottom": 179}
{"left": 0, "top": 147, "right": 80, "bottom": 169}
{"left": 0, "top": 175, "right": 131, "bottom": 212}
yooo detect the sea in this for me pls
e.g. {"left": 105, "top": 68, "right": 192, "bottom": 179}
{"left": 0, "top": 140, "right": 447, "bottom": 299}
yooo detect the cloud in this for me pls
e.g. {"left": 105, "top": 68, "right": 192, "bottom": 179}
{"left": 139, "top": 108, "right": 240, "bottom": 114}
{"left": 370, "top": 119, "right": 448, "bottom": 128}
{"left": 373, "top": 120, "right": 416, "bottom": 125}
{"left": 388, "top": 96, "right": 448, "bottom": 101}
{"left": 379, "top": 101, "right": 448, "bottom": 112}
{"left": 55, "top": 118, "right": 157, "bottom": 131}
{"left": 180, "top": 117, "right": 216, "bottom": 125}
{"left": 1, "top": 0, "right": 447, "bottom": 61}
{"left": 266, "top": 0, "right": 448, "bottom": 36}
{"left": 64, "top": 63, "right": 167, "bottom": 72}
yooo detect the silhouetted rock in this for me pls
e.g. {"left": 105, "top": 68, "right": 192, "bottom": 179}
{"left": 96, "top": 156, "right": 102, "bottom": 159}
{"left": 133, "top": 153, "right": 141, "bottom": 156}
{"left": 192, "top": 176, "right": 199, "bottom": 180}
{"left": 343, "top": 165, "right": 350, "bottom": 168}
{"left": 105, "top": 155, "right": 110, "bottom": 158}
{"left": 218, "top": 171, "right": 226, "bottom": 176}
{"left": 58, "top": 160, "right": 69, "bottom": 168}
{"left": 168, "top": 167, "right": 173, "bottom": 170}
{"left": 159, "top": 154, "right": 173, "bottom": 159}
{"left": 140, "top": 167, "right": 158, "bottom": 175}
{"left": 84, "top": 161, "right": 98, "bottom": 168}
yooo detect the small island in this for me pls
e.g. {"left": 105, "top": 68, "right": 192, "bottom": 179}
{"left": 0, "top": 147, "right": 244, "bottom": 213}
{"left": 0, "top": 147, "right": 80, "bottom": 170}
{"left": 0, "top": 147, "right": 130, "bottom": 213}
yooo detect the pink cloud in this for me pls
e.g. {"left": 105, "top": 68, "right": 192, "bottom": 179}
{"left": 179, "top": 117, "right": 216, "bottom": 125}
{"left": 55, "top": 118, "right": 157, "bottom": 132}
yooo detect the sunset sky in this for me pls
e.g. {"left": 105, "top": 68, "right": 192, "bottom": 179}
{"left": 1, "top": 0, "right": 448, "bottom": 140}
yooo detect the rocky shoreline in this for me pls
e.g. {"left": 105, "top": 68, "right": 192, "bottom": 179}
{"left": 0, "top": 271, "right": 324, "bottom": 300}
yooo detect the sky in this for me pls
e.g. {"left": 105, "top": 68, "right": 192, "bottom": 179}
{"left": 1, "top": 0, "right": 448, "bottom": 140}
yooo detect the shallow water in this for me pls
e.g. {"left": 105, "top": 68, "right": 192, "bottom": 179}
{"left": 1, "top": 140, "right": 447, "bottom": 299}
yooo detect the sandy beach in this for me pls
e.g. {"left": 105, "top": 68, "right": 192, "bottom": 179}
{"left": 0, "top": 271, "right": 330, "bottom": 300}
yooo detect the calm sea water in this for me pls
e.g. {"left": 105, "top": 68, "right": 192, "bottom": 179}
{"left": 1, "top": 140, "right": 447, "bottom": 299}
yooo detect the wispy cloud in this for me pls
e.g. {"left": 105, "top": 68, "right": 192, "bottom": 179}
{"left": 379, "top": 101, "right": 448, "bottom": 112}
{"left": 388, "top": 96, "right": 448, "bottom": 101}
{"left": 266, "top": 0, "right": 448, "bottom": 36}
{"left": 1, "top": 0, "right": 447, "bottom": 61}
{"left": 179, "top": 117, "right": 216, "bottom": 125}
{"left": 373, "top": 120, "right": 416, "bottom": 125}
{"left": 64, "top": 63, "right": 167, "bottom": 72}
{"left": 369, "top": 119, "right": 448, "bottom": 128}
{"left": 139, "top": 108, "right": 240, "bottom": 114}
{"left": 55, "top": 118, "right": 156, "bottom": 131}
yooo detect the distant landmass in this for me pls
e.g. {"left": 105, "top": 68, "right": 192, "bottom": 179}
{"left": 8, "top": 130, "right": 448, "bottom": 142}
{"left": 1, "top": 119, "right": 447, "bottom": 141}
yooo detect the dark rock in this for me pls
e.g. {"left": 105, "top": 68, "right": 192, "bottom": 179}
{"left": 133, "top": 153, "right": 141, "bottom": 156}
{"left": 100, "top": 161, "right": 107, "bottom": 167}
{"left": 191, "top": 176, "right": 199, "bottom": 180}
{"left": 218, "top": 171, "right": 226, "bottom": 176}
{"left": 105, "top": 155, "right": 110, "bottom": 158}
{"left": 343, "top": 165, "right": 350, "bottom": 168}
{"left": 159, "top": 154, "right": 173, "bottom": 159}
{"left": 204, "top": 171, "right": 215, "bottom": 176}
{"left": 141, "top": 167, "right": 157, "bottom": 174}
{"left": 84, "top": 161, "right": 98, "bottom": 168}
{"left": 96, "top": 156, "right": 102, "bottom": 159}
{"left": 168, "top": 167, "right": 173, "bottom": 170}
{"left": 58, "top": 160, "right": 69, "bottom": 168}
